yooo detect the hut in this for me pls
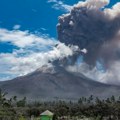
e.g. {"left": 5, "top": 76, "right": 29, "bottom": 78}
{"left": 40, "top": 110, "right": 54, "bottom": 120}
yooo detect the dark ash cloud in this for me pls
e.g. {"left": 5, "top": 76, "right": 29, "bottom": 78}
{"left": 57, "top": 0, "right": 120, "bottom": 67}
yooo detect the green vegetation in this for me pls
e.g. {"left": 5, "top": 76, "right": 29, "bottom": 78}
{"left": 0, "top": 89, "right": 120, "bottom": 120}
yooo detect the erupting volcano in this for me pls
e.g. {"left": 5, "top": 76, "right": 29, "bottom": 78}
{"left": 0, "top": 0, "right": 120, "bottom": 100}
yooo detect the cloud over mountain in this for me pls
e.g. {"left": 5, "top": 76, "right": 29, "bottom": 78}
{"left": 57, "top": 0, "right": 120, "bottom": 85}
{"left": 0, "top": 28, "right": 81, "bottom": 80}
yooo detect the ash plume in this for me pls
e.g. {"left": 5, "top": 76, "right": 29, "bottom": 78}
{"left": 57, "top": 0, "right": 120, "bottom": 67}
{"left": 55, "top": 0, "right": 120, "bottom": 85}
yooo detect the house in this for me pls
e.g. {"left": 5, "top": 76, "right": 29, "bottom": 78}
{"left": 40, "top": 110, "right": 54, "bottom": 120}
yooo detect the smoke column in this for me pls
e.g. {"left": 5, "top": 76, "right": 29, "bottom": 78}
{"left": 56, "top": 0, "right": 120, "bottom": 85}
{"left": 57, "top": 0, "right": 120, "bottom": 67}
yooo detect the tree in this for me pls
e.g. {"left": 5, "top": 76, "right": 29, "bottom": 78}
{"left": 110, "top": 96, "right": 115, "bottom": 103}
{"left": 0, "top": 89, "right": 11, "bottom": 107}
{"left": 17, "top": 97, "right": 27, "bottom": 107}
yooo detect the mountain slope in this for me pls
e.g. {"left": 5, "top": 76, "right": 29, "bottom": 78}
{"left": 0, "top": 65, "right": 120, "bottom": 100}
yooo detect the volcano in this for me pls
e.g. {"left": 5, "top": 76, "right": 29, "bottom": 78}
{"left": 0, "top": 64, "right": 120, "bottom": 100}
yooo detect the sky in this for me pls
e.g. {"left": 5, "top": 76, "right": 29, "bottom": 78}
{"left": 0, "top": 0, "right": 119, "bottom": 81}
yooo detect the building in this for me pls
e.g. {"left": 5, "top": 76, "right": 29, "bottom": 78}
{"left": 40, "top": 110, "right": 54, "bottom": 120}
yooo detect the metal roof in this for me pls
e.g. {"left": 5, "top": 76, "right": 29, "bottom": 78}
{"left": 40, "top": 110, "right": 54, "bottom": 116}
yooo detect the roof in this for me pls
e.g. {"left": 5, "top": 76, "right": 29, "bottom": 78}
{"left": 40, "top": 110, "right": 54, "bottom": 116}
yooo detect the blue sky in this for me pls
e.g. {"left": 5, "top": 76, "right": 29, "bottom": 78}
{"left": 0, "top": 0, "right": 119, "bottom": 81}
{"left": 0, "top": 0, "right": 78, "bottom": 38}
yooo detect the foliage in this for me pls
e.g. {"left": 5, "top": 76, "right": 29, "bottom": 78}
{"left": 0, "top": 89, "right": 120, "bottom": 120}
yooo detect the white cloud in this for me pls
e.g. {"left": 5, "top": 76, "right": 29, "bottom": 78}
{"left": 48, "top": 0, "right": 72, "bottom": 12}
{"left": 0, "top": 28, "right": 80, "bottom": 80}
{"left": 66, "top": 60, "right": 120, "bottom": 85}
{"left": 73, "top": 0, "right": 120, "bottom": 20}
{"left": 13, "top": 25, "right": 21, "bottom": 30}
{"left": 0, "top": 28, "right": 56, "bottom": 48}
{"left": 74, "top": 0, "right": 109, "bottom": 9}
{"left": 0, "top": 43, "right": 77, "bottom": 79}
{"left": 104, "top": 2, "right": 120, "bottom": 19}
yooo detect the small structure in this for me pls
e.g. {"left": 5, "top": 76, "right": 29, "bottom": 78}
{"left": 40, "top": 110, "right": 54, "bottom": 120}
